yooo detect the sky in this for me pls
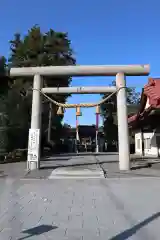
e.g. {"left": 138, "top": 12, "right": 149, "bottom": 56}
{"left": 0, "top": 0, "right": 160, "bottom": 126}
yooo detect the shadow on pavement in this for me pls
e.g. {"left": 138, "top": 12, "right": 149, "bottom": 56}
{"left": 40, "top": 161, "right": 99, "bottom": 170}
{"left": 110, "top": 212, "right": 160, "bottom": 240}
{"left": 40, "top": 160, "right": 154, "bottom": 171}
{"left": 49, "top": 152, "right": 118, "bottom": 157}
{"left": 132, "top": 156, "right": 160, "bottom": 161}
{"left": 131, "top": 162, "right": 152, "bottom": 170}
{"left": 41, "top": 157, "right": 71, "bottom": 162}
{"left": 18, "top": 224, "right": 58, "bottom": 240}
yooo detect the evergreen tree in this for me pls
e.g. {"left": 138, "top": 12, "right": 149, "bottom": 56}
{"left": 0, "top": 57, "right": 11, "bottom": 156}
{"left": 8, "top": 25, "right": 76, "bottom": 150}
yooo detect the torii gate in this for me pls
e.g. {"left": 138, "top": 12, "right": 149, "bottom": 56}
{"left": 10, "top": 64, "right": 150, "bottom": 171}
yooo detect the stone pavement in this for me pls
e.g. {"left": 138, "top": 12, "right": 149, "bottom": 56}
{"left": 25, "top": 154, "right": 104, "bottom": 180}
{"left": 1, "top": 153, "right": 160, "bottom": 180}
{"left": 0, "top": 162, "right": 28, "bottom": 179}
{"left": 1, "top": 177, "right": 160, "bottom": 239}
{"left": 1, "top": 153, "right": 160, "bottom": 239}
{"left": 24, "top": 153, "right": 160, "bottom": 179}
{"left": 47, "top": 155, "right": 104, "bottom": 179}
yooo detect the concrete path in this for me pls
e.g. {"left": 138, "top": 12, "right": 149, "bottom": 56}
{"left": 47, "top": 155, "right": 104, "bottom": 179}
{"left": 1, "top": 153, "right": 160, "bottom": 180}
{"left": 30, "top": 153, "right": 160, "bottom": 180}
{"left": 1, "top": 177, "right": 160, "bottom": 239}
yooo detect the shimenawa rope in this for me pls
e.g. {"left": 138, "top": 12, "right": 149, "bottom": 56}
{"left": 32, "top": 87, "right": 125, "bottom": 108}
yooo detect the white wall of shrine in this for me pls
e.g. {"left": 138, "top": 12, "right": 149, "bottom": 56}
{"left": 135, "top": 130, "right": 160, "bottom": 157}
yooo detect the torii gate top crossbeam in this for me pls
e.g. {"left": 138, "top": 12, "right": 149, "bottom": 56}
{"left": 10, "top": 64, "right": 150, "bottom": 77}
{"left": 41, "top": 86, "right": 116, "bottom": 94}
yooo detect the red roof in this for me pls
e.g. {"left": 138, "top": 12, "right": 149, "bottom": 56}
{"left": 142, "top": 77, "right": 160, "bottom": 107}
{"left": 128, "top": 78, "right": 160, "bottom": 126}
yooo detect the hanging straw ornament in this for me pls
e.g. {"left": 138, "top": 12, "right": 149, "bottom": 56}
{"left": 57, "top": 106, "right": 64, "bottom": 115}
{"left": 95, "top": 105, "right": 100, "bottom": 114}
{"left": 76, "top": 106, "right": 82, "bottom": 116}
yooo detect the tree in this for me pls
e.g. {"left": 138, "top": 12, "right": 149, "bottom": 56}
{"left": 101, "top": 80, "right": 140, "bottom": 146}
{"left": 62, "top": 123, "right": 71, "bottom": 137}
{"left": 8, "top": 25, "right": 76, "bottom": 151}
{"left": 0, "top": 57, "right": 12, "bottom": 156}
{"left": 101, "top": 80, "right": 140, "bottom": 117}
{"left": 0, "top": 57, "right": 7, "bottom": 110}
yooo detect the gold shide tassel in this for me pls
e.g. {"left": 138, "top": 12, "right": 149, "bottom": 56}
{"left": 95, "top": 105, "right": 100, "bottom": 114}
{"left": 76, "top": 106, "right": 82, "bottom": 116}
{"left": 57, "top": 106, "right": 64, "bottom": 115}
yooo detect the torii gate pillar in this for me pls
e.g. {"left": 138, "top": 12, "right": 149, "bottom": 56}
{"left": 28, "top": 74, "right": 43, "bottom": 170}
{"left": 116, "top": 73, "right": 130, "bottom": 170}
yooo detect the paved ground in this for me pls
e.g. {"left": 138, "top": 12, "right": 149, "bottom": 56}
{"left": 1, "top": 153, "right": 160, "bottom": 239}
{"left": 24, "top": 153, "right": 160, "bottom": 179}
{"left": 1, "top": 177, "right": 160, "bottom": 239}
